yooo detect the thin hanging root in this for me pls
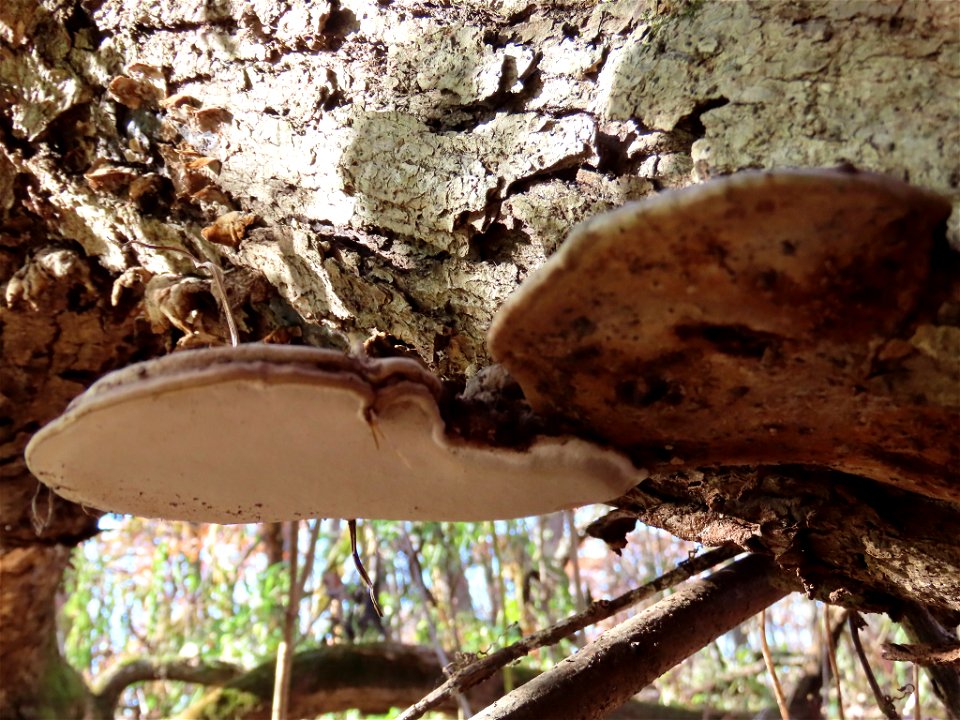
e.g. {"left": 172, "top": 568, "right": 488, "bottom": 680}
{"left": 823, "top": 607, "right": 846, "bottom": 720}
{"left": 848, "top": 612, "right": 901, "bottom": 720}
{"left": 127, "top": 239, "right": 239, "bottom": 346}
{"left": 349, "top": 519, "right": 383, "bottom": 618}
{"left": 761, "top": 609, "right": 789, "bottom": 720}
{"left": 30, "top": 481, "right": 54, "bottom": 534}
{"left": 198, "top": 260, "right": 238, "bottom": 347}
{"left": 363, "top": 407, "right": 385, "bottom": 450}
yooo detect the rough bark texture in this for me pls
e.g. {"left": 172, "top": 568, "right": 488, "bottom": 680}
{"left": 614, "top": 466, "right": 960, "bottom": 614}
{"left": 1, "top": 0, "right": 959, "bottom": 716}
{"left": 0, "top": 243, "right": 162, "bottom": 715}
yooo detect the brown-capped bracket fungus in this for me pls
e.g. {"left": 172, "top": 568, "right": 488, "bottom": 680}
{"left": 488, "top": 168, "right": 958, "bottom": 504}
{"left": 25, "top": 344, "right": 645, "bottom": 523}
{"left": 25, "top": 168, "right": 957, "bottom": 525}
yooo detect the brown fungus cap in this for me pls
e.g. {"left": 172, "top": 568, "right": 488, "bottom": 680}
{"left": 488, "top": 169, "right": 958, "bottom": 502}
{"left": 25, "top": 344, "right": 646, "bottom": 523}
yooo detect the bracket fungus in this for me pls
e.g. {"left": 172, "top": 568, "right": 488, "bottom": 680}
{"left": 25, "top": 344, "right": 645, "bottom": 523}
{"left": 24, "top": 168, "right": 957, "bottom": 524}
{"left": 488, "top": 168, "right": 958, "bottom": 503}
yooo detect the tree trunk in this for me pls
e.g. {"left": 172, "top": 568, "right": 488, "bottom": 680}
{"left": 1, "top": 0, "right": 958, "bottom": 716}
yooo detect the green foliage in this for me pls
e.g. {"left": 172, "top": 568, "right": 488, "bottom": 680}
{"left": 181, "top": 687, "right": 259, "bottom": 720}
{"left": 61, "top": 541, "right": 114, "bottom": 676}
{"left": 57, "top": 511, "right": 925, "bottom": 718}
{"left": 36, "top": 640, "right": 90, "bottom": 720}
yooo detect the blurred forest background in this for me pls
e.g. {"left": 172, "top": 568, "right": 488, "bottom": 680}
{"left": 60, "top": 511, "right": 927, "bottom": 718}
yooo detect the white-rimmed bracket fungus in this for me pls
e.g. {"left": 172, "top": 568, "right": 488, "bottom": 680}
{"left": 25, "top": 344, "right": 646, "bottom": 523}
{"left": 488, "top": 168, "right": 958, "bottom": 503}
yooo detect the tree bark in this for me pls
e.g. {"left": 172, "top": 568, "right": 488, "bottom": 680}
{"left": 2, "top": 0, "right": 958, "bottom": 716}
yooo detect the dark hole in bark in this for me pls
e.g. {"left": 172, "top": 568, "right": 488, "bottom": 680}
{"left": 674, "top": 323, "right": 779, "bottom": 359}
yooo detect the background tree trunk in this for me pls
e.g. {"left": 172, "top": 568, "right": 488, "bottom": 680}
{"left": 1, "top": 0, "right": 958, "bottom": 716}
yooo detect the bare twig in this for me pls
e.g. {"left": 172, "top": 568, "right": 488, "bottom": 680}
{"left": 272, "top": 521, "right": 300, "bottom": 720}
{"left": 397, "top": 544, "right": 740, "bottom": 720}
{"left": 348, "top": 519, "right": 382, "bottom": 618}
{"left": 760, "top": 609, "right": 789, "bottom": 720}
{"left": 685, "top": 659, "right": 803, "bottom": 701}
{"left": 565, "top": 510, "right": 586, "bottom": 614}
{"left": 849, "top": 612, "right": 901, "bottom": 719}
{"left": 268, "top": 518, "right": 321, "bottom": 720}
{"left": 914, "top": 662, "right": 921, "bottom": 720}
{"left": 400, "top": 526, "right": 473, "bottom": 718}
{"left": 488, "top": 521, "right": 514, "bottom": 693}
{"left": 900, "top": 602, "right": 960, "bottom": 714}
{"left": 469, "top": 554, "right": 790, "bottom": 720}
{"left": 822, "top": 609, "right": 831, "bottom": 716}
{"left": 565, "top": 510, "right": 587, "bottom": 649}
{"left": 296, "top": 519, "right": 323, "bottom": 600}
{"left": 824, "top": 605, "right": 846, "bottom": 720}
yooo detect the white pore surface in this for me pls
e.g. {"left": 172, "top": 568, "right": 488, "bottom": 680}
{"left": 26, "top": 374, "right": 645, "bottom": 522}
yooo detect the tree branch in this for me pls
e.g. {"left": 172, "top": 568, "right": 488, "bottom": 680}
{"left": 882, "top": 642, "right": 960, "bottom": 667}
{"left": 398, "top": 544, "right": 740, "bottom": 720}
{"left": 760, "top": 608, "right": 789, "bottom": 720}
{"left": 93, "top": 657, "right": 242, "bottom": 719}
{"left": 471, "top": 553, "right": 792, "bottom": 720}
{"left": 899, "top": 603, "right": 960, "bottom": 717}
{"left": 849, "top": 612, "right": 901, "bottom": 720}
